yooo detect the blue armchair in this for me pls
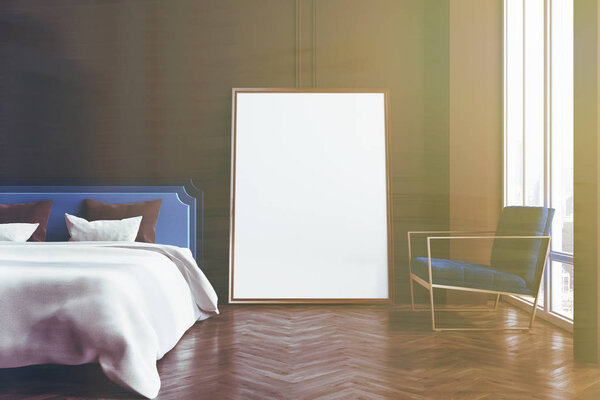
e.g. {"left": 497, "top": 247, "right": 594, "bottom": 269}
{"left": 408, "top": 206, "right": 554, "bottom": 331}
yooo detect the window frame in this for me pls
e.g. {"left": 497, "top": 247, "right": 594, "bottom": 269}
{"left": 502, "top": 0, "right": 573, "bottom": 332}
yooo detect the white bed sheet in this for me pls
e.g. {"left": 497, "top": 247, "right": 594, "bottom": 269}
{"left": 0, "top": 242, "right": 218, "bottom": 398}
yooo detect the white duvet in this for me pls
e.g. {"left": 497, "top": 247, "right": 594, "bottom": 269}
{"left": 0, "top": 242, "right": 219, "bottom": 398}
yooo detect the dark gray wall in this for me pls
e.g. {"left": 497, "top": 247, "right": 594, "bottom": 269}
{"left": 0, "top": 0, "right": 451, "bottom": 303}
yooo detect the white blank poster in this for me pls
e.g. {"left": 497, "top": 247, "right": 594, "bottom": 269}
{"left": 230, "top": 90, "right": 390, "bottom": 302}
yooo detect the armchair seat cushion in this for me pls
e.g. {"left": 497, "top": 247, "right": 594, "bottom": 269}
{"left": 411, "top": 257, "right": 533, "bottom": 296}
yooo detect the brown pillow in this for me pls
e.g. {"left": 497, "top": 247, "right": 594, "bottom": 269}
{"left": 84, "top": 199, "right": 162, "bottom": 243}
{"left": 0, "top": 200, "right": 53, "bottom": 242}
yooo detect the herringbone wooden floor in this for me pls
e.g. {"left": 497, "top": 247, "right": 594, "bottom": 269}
{"left": 0, "top": 303, "right": 598, "bottom": 400}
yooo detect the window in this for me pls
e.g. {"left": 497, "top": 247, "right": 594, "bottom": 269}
{"left": 504, "top": 0, "right": 573, "bottom": 327}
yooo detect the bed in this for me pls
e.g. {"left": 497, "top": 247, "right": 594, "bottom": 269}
{"left": 0, "top": 181, "right": 218, "bottom": 399}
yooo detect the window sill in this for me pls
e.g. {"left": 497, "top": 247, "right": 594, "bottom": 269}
{"left": 504, "top": 295, "right": 573, "bottom": 333}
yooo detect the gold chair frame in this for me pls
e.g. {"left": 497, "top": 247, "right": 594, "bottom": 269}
{"left": 408, "top": 231, "right": 552, "bottom": 332}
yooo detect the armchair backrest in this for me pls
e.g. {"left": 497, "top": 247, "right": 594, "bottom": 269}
{"left": 490, "top": 206, "right": 554, "bottom": 291}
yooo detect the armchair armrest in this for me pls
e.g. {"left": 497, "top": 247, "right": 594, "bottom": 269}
{"left": 420, "top": 235, "right": 551, "bottom": 286}
{"left": 407, "top": 231, "right": 496, "bottom": 262}
{"left": 407, "top": 230, "right": 496, "bottom": 236}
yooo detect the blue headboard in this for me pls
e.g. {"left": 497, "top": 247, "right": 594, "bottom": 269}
{"left": 0, "top": 181, "right": 203, "bottom": 262}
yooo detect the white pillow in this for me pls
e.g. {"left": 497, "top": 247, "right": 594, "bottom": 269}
{"left": 0, "top": 223, "right": 39, "bottom": 242}
{"left": 65, "top": 213, "right": 142, "bottom": 242}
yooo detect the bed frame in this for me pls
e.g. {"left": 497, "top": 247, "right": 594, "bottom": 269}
{"left": 0, "top": 180, "right": 203, "bottom": 263}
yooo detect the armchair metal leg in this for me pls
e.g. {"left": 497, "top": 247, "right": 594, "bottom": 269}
{"left": 409, "top": 275, "right": 416, "bottom": 312}
{"left": 428, "top": 288, "right": 537, "bottom": 332}
{"left": 429, "top": 285, "right": 436, "bottom": 331}
{"left": 528, "top": 291, "right": 541, "bottom": 330}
